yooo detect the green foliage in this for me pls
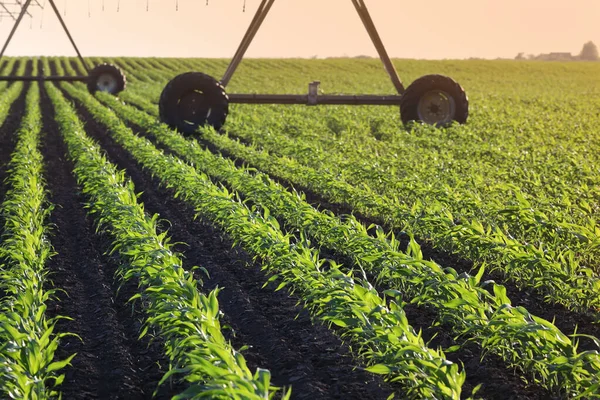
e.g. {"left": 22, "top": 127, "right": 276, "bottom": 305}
{"left": 58, "top": 65, "right": 466, "bottom": 398}
{"left": 46, "top": 59, "right": 287, "bottom": 400}
{"left": 0, "top": 72, "right": 74, "bottom": 398}
{"left": 61, "top": 56, "right": 600, "bottom": 397}
{"left": 92, "top": 78, "right": 600, "bottom": 397}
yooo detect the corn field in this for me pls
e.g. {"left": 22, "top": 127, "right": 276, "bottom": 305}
{"left": 0, "top": 56, "right": 599, "bottom": 399}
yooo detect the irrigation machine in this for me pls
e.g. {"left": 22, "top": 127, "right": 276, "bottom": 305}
{"left": 0, "top": 0, "right": 469, "bottom": 132}
{"left": 158, "top": 0, "right": 470, "bottom": 134}
{"left": 0, "top": 0, "right": 126, "bottom": 95}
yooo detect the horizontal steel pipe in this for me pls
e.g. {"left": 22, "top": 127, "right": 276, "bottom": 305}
{"left": 228, "top": 93, "right": 403, "bottom": 106}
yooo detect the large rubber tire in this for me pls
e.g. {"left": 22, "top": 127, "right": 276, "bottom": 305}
{"left": 400, "top": 74, "right": 468, "bottom": 127}
{"left": 159, "top": 72, "right": 229, "bottom": 135}
{"left": 87, "top": 63, "right": 126, "bottom": 95}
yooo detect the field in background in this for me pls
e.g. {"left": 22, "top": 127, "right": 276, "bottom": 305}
{"left": 0, "top": 56, "right": 598, "bottom": 399}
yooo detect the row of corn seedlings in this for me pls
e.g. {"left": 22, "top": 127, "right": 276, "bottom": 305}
{"left": 87, "top": 87, "right": 600, "bottom": 398}
{"left": 56, "top": 81, "right": 468, "bottom": 399}
{"left": 0, "top": 57, "right": 18, "bottom": 91}
{"left": 112, "top": 78, "right": 600, "bottom": 316}
{"left": 0, "top": 77, "right": 74, "bottom": 398}
{"left": 106, "top": 58, "right": 600, "bottom": 316}
{"left": 211, "top": 110, "right": 600, "bottom": 278}
{"left": 44, "top": 64, "right": 286, "bottom": 399}
{"left": 0, "top": 59, "right": 27, "bottom": 123}
{"left": 147, "top": 56, "right": 599, "bottom": 251}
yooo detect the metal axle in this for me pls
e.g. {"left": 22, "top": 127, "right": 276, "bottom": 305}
{"left": 229, "top": 81, "right": 402, "bottom": 105}
{"left": 229, "top": 93, "right": 403, "bottom": 106}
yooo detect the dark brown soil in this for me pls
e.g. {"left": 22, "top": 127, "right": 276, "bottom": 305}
{"left": 40, "top": 85, "right": 183, "bottom": 399}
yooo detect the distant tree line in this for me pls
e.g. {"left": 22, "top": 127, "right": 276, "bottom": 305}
{"left": 515, "top": 41, "right": 599, "bottom": 61}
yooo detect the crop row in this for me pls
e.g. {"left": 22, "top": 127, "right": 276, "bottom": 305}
{"left": 54, "top": 66, "right": 468, "bottom": 398}
{"left": 44, "top": 60, "right": 286, "bottom": 399}
{"left": 60, "top": 57, "right": 600, "bottom": 397}
{"left": 0, "top": 68, "right": 73, "bottom": 399}
{"left": 106, "top": 59, "right": 600, "bottom": 316}
{"left": 91, "top": 88, "right": 600, "bottom": 397}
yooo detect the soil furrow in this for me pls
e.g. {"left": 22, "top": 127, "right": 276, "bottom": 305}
{"left": 63, "top": 89, "right": 397, "bottom": 400}
{"left": 0, "top": 82, "right": 28, "bottom": 212}
{"left": 40, "top": 85, "right": 179, "bottom": 399}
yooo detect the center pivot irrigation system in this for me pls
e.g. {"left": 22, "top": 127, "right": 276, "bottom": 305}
{"left": 0, "top": 0, "right": 126, "bottom": 94}
{"left": 0, "top": 0, "right": 469, "bottom": 132}
{"left": 158, "top": 0, "right": 470, "bottom": 134}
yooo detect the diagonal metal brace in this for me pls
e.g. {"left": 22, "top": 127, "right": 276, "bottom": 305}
{"left": 351, "top": 0, "right": 404, "bottom": 93}
{"left": 220, "top": 0, "right": 404, "bottom": 94}
{"left": 221, "top": 0, "right": 275, "bottom": 87}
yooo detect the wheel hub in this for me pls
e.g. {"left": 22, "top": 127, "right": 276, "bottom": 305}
{"left": 96, "top": 73, "right": 119, "bottom": 93}
{"left": 417, "top": 90, "right": 456, "bottom": 126}
{"left": 177, "top": 91, "right": 212, "bottom": 126}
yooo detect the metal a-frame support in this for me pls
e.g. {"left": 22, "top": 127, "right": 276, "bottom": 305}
{"left": 0, "top": 0, "right": 90, "bottom": 81}
{"left": 220, "top": 0, "right": 406, "bottom": 106}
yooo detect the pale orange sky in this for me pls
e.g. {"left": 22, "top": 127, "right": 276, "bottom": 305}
{"left": 0, "top": 0, "right": 598, "bottom": 59}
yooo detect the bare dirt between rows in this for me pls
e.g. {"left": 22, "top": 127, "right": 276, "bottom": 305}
{"left": 40, "top": 85, "right": 184, "bottom": 399}
{"left": 90, "top": 97, "right": 557, "bottom": 398}
{"left": 62, "top": 88, "right": 398, "bottom": 399}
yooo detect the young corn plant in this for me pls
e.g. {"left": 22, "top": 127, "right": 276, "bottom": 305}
{"left": 0, "top": 80, "right": 75, "bottom": 399}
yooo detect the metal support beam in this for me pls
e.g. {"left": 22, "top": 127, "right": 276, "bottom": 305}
{"left": 15, "top": 0, "right": 34, "bottom": 17}
{"left": 351, "top": 0, "right": 404, "bottom": 94}
{"left": 229, "top": 93, "right": 403, "bottom": 106}
{"left": 0, "top": 0, "right": 32, "bottom": 59}
{"left": 0, "top": 0, "right": 89, "bottom": 74}
{"left": 221, "top": 0, "right": 403, "bottom": 95}
{"left": 220, "top": 0, "right": 275, "bottom": 87}
{"left": 47, "top": 0, "right": 90, "bottom": 73}
{"left": 0, "top": 4, "right": 18, "bottom": 20}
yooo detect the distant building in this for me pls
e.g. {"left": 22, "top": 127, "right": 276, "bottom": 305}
{"left": 535, "top": 52, "right": 575, "bottom": 61}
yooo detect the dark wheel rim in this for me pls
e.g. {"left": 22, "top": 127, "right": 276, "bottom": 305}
{"left": 177, "top": 90, "right": 212, "bottom": 126}
{"left": 96, "top": 72, "right": 119, "bottom": 93}
{"left": 417, "top": 90, "right": 456, "bottom": 125}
